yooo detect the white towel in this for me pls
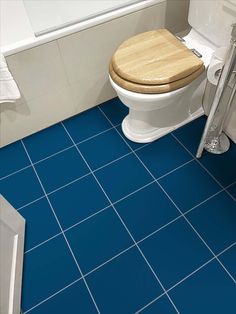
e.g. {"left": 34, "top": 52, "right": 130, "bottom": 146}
{"left": 0, "top": 53, "right": 21, "bottom": 103}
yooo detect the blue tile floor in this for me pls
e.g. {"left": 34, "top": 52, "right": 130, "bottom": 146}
{"left": 1, "top": 97, "right": 236, "bottom": 314}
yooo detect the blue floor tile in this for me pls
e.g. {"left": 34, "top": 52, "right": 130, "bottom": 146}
{"left": 0, "top": 167, "right": 43, "bottom": 208}
{"left": 159, "top": 160, "right": 221, "bottom": 212}
{"left": 95, "top": 154, "right": 153, "bottom": 202}
{"left": 63, "top": 107, "right": 111, "bottom": 143}
{"left": 116, "top": 124, "right": 147, "bottom": 150}
{"left": 115, "top": 183, "right": 179, "bottom": 241}
{"left": 228, "top": 183, "right": 236, "bottom": 198}
{"left": 66, "top": 208, "right": 133, "bottom": 273}
{"left": 21, "top": 235, "right": 80, "bottom": 312}
{"left": 0, "top": 141, "right": 30, "bottom": 178}
{"left": 141, "top": 295, "right": 177, "bottom": 314}
{"left": 199, "top": 142, "right": 236, "bottom": 187}
{"left": 79, "top": 128, "right": 130, "bottom": 170}
{"left": 19, "top": 198, "right": 60, "bottom": 251}
{"left": 49, "top": 174, "right": 109, "bottom": 229}
{"left": 169, "top": 260, "right": 236, "bottom": 314}
{"left": 219, "top": 244, "right": 236, "bottom": 280}
{"left": 140, "top": 218, "right": 212, "bottom": 289}
{"left": 136, "top": 134, "right": 192, "bottom": 178}
{"left": 87, "top": 247, "right": 163, "bottom": 314}
{"left": 23, "top": 124, "right": 72, "bottom": 163}
{"left": 1, "top": 101, "right": 235, "bottom": 313}
{"left": 99, "top": 97, "right": 128, "bottom": 125}
{"left": 29, "top": 280, "right": 97, "bottom": 314}
{"left": 172, "top": 116, "right": 206, "bottom": 155}
{"left": 35, "top": 147, "right": 89, "bottom": 193}
{"left": 187, "top": 192, "right": 236, "bottom": 254}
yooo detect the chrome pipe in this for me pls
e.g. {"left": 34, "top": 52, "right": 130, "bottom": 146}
{"left": 196, "top": 23, "right": 236, "bottom": 158}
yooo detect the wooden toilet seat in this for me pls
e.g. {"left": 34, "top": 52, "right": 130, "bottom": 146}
{"left": 110, "top": 29, "right": 205, "bottom": 94}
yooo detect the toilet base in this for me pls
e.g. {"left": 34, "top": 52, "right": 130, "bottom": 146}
{"left": 122, "top": 107, "right": 204, "bottom": 143}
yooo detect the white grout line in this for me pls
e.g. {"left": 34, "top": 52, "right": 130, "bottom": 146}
{"left": 47, "top": 172, "right": 92, "bottom": 196}
{"left": 24, "top": 232, "right": 62, "bottom": 254}
{"left": 17, "top": 195, "right": 46, "bottom": 211}
{"left": 63, "top": 204, "right": 111, "bottom": 232}
{"left": 21, "top": 140, "right": 101, "bottom": 314}
{"left": 23, "top": 277, "right": 83, "bottom": 314}
{"left": 155, "top": 158, "right": 195, "bottom": 180}
{"left": 93, "top": 151, "right": 133, "bottom": 172}
{"left": 76, "top": 124, "right": 120, "bottom": 145}
{"left": 75, "top": 110, "right": 181, "bottom": 314}
{"left": 33, "top": 145, "right": 75, "bottom": 165}
{"left": 84, "top": 244, "right": 136, "bottom": 278}
{"left": 0, "top": 165, "right": 32, "bottom": 181}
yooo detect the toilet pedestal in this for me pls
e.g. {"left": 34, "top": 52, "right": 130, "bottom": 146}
{"left": 112, "top": 74, "right": 206, "bottom": 143}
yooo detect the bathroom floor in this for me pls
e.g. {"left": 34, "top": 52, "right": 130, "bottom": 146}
{"left": 1, "top": 98, "right": 236, "bottom": 314}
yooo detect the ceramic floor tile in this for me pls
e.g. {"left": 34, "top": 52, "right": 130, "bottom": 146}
{"left": 227, "top": 182, "right": 236, "bottom": 199}
{"left": 66, "top": 207, "right": 133, "bottom": 273}
{"left": 28, "top": 280, "right": 97, "bottom": 314}
{"left": 63, "top": 107, "right": 111, "bottom": 143}
{"left": 159, "top": 160, "right": 221, "bottom": 212}
{"left": 21, "top": 235, "right": 80, "bottom": 312}
{"left": 49, "top": 174, "right": 109, "bottom": 229}
{"left": 169, "top": 260, "right": 236, "bottom": 314}
{"left": 79, "top": 128, "right": 130, "bottom": 170}
{"left": 0, "top": 167, "right": 43, "bottom": 208}
{"left": 35, "top": 147, "right": 89, "bottom": 193}
{"left": 116, "top": 125, "right": 147, "bottom": 150}
{"left": 19, "top": 198, "right": 60, "bottom": 251}
{"left": 199, "top": 142, "right": 236, "bottom": 187}
{"left": 136, "top": 134, "right": 192, "bottom": 178}
{"left": 115, "top": 182, "right": 179, "bottom": 241}
{"left": 99, "top": 97, "right": 128, "bottom": 125}
{"left": 23, "top": 123, "right": 72, "bottom": 163}
{"left": 219, "top": 244, "right": 236, "bottom": 280}
{"left": 139, "top": 218, "right": 212, "bottom": 289}
{"left": 186, "top": 192, "right": 236, "bottom": 254}
{"left": 141, "top": 295, "right": 177, "bottom": 314}
{"left": 87, "top": 247, "right": 163, "bottom": 314}
{"left": 0, "top": 141, "right": 30, "bottom": 178}
{"left": 95, "top": 154, "right": 153, "bottom": 202}
{"left": 1, "top": 100, "right": 235, "bottom": 314}
{"left": 172, "top": 116, "right": 206, "bottom": 155}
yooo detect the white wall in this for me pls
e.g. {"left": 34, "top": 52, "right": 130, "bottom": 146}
{"left": 165, "top": 0, "right": 190, "bottom": 33}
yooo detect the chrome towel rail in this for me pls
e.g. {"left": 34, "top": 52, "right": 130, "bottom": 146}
{"left": 196, "top": 23, "right": 236, "bottom": 158}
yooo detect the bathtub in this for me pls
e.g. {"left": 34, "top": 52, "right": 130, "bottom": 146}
{"left": 0, "top": 0, "right": 189, "bottom": 147}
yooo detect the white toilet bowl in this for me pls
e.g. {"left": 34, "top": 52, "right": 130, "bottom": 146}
{"left": 109, "top": 69, "right": 206, "bottom": 143}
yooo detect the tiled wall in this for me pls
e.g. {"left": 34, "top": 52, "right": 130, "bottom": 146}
{"left": 1, "top": 0, "right": 190, "bottom": 147}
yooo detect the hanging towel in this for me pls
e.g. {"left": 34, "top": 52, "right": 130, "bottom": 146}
{"left": 0, "top": 53, "right": 21, "bottom": 103}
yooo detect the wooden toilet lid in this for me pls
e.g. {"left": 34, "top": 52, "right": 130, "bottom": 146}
{"left": 109, "top": 62, "right": 205, "bottom": 94}
{"left": 111, "top": 29, "right": 204, "bottom": 88}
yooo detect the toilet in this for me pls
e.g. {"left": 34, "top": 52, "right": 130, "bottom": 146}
{"left": 109, "top": 0, "right": 236, "bottom": 143}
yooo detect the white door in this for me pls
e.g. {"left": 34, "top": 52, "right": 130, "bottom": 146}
{"left": 0, "top": 195, "right": 25, "bottom": 314}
